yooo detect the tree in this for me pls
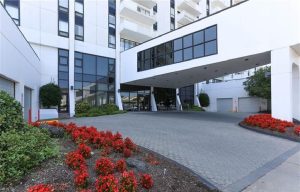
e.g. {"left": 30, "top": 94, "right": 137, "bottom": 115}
{"left": 243, "top": 66, "right": 271, "bottom": 100}
{"left": 39, "top": 83, "right": 62, "bottom": 108}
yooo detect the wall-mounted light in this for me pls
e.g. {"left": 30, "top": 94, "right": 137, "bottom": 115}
{"left": 70, "top": 85, "right": 74, "bottom": 90}
{"left": 117, "top": 89, "right": 121, "bottom": 93}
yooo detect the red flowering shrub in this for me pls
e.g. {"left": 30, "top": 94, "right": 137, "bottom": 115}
{"left": 95, "top": 157, "right": 115, "bottom": 176}
{"left": 101, "top": 147, "right": 113, "bottom": 157}
{"left": 114, "top": 132, "right": 123, "bottom": 140}
{"left": 77, "top": 143, "right": 92, "bottom": 158}
{"left": 115, "top": 159, "right": 127, "bottom": 173}
{"left": 120, "top": 171, "right": 138, "bottom": 192}
{"left": 243, "top": 114, "right": 294, "bottom": 133}
{"left": 124, "top": 137, "right": 136, "bottom": 151}
{"left": 140, "top": 174, "right": 153, "bottom": 189}
{"left": 74, "top": 168, "right": 89, "bottom": 188}
{"left": 27, "top": 184, "right": 54, "bottom": 192}
{"left": 65, "top": 151, "right": 86, "bottom": 170}
{"left": 294, "top": 126, "right": 300, "bottom": 136}
{"left": 123, "top": 148, "right": 132, "bottom": 158}
{"left": 95, "top": 174, "right": 119, "bottom": 192}
{"left": 79, "top": 190, "right": 92, "bottom": 192}
{"left": 113, "top": 139, "right": 124, "bottom": 152}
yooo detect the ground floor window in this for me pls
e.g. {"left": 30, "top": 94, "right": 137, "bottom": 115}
{"left": 179, "top": 85, "right": 194, "bottom": 107}
{"left": 154, "top": 87, "right": 176, "bottom": 111}
{"left": 74, "top": 51, "right": 115, "bottom": 107}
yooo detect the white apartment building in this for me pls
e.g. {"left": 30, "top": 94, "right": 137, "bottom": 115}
{"left": 0, "top": 0, "right": 300, "bottom": 122}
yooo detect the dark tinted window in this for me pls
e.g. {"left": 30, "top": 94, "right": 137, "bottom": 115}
{"left": 183, "top": 34, "right": 193, "bottom": 48}
{"left": 205, "top": 40, "right": 217, "bottom": 55}
{"left": 174, "top": 38, "right": 182, "bottom": 51}
{"left": 205, "top": 26, "right": 217, "bottom": 41}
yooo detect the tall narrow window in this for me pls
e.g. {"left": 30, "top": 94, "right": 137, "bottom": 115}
{"left": 58, "top": 49, "right": 69, "bottom": 113}
{"left": 108, "top": 0, "right": 116, "bottom": 48}
{"left": 170, "top": 0, "right": 175, "bottom": 30}
{"left": 4, "top": 0, "right": 20, "bottom": 25}
{"left": 75, "top": 0, "right": 84, "bottom": 41}
{"left": 58, "top": 0, "right": 69, "bottom": 37}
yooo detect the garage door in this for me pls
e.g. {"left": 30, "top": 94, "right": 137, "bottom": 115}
{"left": 238, "top": 97, "right": 260, "bottom": 112}
{"left": 0, "top": 77, "right": 14, "bottom": 97}
{"left": 217, "top": 98, "right": 233, "bottom": 112}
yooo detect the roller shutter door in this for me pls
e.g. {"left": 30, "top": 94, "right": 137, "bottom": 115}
{"left": 238, "top": 97, "right": 260, "bottom": 112}
{"left": 217, "top": 98, "right": 233, "bottom": 112}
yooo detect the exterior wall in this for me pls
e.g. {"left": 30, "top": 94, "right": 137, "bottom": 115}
{"left": 0, "top": 5, "right": 41, "bottom": 122}
{"left": 121, "top": 0, "right": 300, "bottom": 84}
{"left": 198, "top": 79, "right": 267, "bottom": 112}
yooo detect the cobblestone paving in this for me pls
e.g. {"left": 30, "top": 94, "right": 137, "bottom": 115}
{"left": 63, "top": 112, "right": 300, "bottom": 191}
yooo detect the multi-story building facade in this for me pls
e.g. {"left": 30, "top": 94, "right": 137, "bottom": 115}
{"left": 1, "top": 0, "right": 300, "bottom": 122}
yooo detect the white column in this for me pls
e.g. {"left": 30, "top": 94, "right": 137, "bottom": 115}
{"left": 194, "top": 83, "right": 200, "bottom": 107}
{"left": 115, "top": 0, "right": 123, "bottom": 110}
{"left": 176, "top": 88, "right": 182, "bottom": 111}
{"left": 271, "top": 47, "right": 293, "bottom": 121}
{"left": 150, "top": 87, "right": 157, "bottom": 111}
{"left": 68, "top": 0, "right": 75, "bottom": 117}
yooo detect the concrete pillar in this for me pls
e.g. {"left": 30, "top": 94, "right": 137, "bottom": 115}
{"left": 150, "top": 87, "right": 157, "bottom": 111}
{"left": 115, "top": 0, "right": 123, "bottom": 111}
{"left": 194, "top": 83, "right": 201, "bottom": 107}
{"left": 271, "top": 47, "right": 293, "bottom": 121}
{"left": 68, "top": 0, "right": 75, "bottom": 117}
{"left": 176, "top": 88, "right": 182, "bottom": 111}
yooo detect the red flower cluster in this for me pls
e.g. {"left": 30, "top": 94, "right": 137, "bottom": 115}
{"left": 123, "top": 148, "right": 132, "bottom": 158}
{"left": 244, "top": 114, "right": 294, "bottom": 133}
{"left": 95, "top": 174, "right": 119, "bottom": 192}
{"left": 95, "top": 157, "right": 115, "bottom": 176}
{"left": 115, "top": 159, "right": 127, "bottom": 173}
{"left": 120, "top": 171, "right": 138, "bottom": 192}
{"left": 124, "top": 137, "right": 136, "bottom": 151}
{"left": 294, "top": 126, "right": 300, "bottom": 136}
{"left": 65, "top": 151, "right": 86, "bottom": 170}
{"left": 27, "top": 184, "right": 54, "bottom": 192}
{"left": 74, "top": 167, "right": 89, "bottom": 188}
{"left": 77, "top": 143, "right": 92, "bottom": 158}
{"left": 140, "top": 174, "right": 154, "bottom": 189}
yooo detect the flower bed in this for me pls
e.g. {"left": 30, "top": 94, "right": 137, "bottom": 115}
{"left": 27, "top": 121, "right": 153, "bottom": 191}
{"left": 241, "top": 114, "right": 300, "bottom": 142}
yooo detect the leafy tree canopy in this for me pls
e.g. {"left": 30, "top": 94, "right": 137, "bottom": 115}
{"left": 39, "top": 83, "right": 62, "bottom": 108}
{"left": 243, "top": 66, "right": 271, "bottom": 99}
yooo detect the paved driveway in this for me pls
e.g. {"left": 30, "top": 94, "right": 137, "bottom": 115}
{"left": 63, "top": 112, "right": 300, "bottom": 192}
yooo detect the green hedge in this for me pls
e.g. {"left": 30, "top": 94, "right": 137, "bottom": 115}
{"left": 0, "top": 126, "right": 58, "bottom": 183}
{"left": 0, "top": 91, "right": 24, "bottom": 133}
{"left": 199, "top": 93, "right": 210, "bottom": 107}
{"left": 39, "top": 83, "right": 62, "bottom": 108}
{"left": 75, "top": 103, "right": 125, "bottom": 117}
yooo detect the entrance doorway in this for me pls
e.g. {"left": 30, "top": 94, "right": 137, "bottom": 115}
{"left": 24, "top": 87, "right": 32, "bottom": 122}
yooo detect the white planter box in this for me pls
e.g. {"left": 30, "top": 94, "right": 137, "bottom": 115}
{"left": 39, "top": 109, "right": 58, "bottom": 120}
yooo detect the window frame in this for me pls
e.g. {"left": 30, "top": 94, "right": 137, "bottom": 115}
{"left": 58, "top": 0, "right": 69, "bottom": 37}
{"left": 4, "top": 0, "right": 20, "bottom": 26}
{"left": 75, "top": 0, "right": 84, "bottom": 41}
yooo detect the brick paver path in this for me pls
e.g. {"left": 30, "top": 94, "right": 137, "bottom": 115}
{"left": 63, "top": 112, "right": 300, "bottom": 192}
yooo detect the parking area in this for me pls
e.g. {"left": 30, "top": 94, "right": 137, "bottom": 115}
{"left": 63, "top": 112, "right": 300, "bottom": 192}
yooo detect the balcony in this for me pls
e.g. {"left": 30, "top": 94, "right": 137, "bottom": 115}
{"left": 132, "top": 0, "right": 157, "bottom": 9}
{"left": 120, "top": 0, "right": 156, "bottom": 26}
{"left": 177, "top": 0, "right": 201, "bottom": 17}
{"left": 177, "top": 11, "right": 196, "bottom": 26}
{"left": 120, "top": 18, "right": 155, "bottom": 43}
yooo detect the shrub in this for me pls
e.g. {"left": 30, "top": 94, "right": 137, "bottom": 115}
{"left": 0, "top": 126, "right": 58, "bottom": 183}
{"left": 95, "top": 157, "right": 115, "bottom": 176}
{"left": 120, "top": 171, "right": 138, "bottom": 192}
{"left": 0, "top": 91, "right": 24, "bottom": 133}
{"left": 112, "top": 139, "right": 124, "bottom": 152}
{"left": 124, "top": 137, "right": 136, "bottom": 151}
{"left": 294, "top": 126, "right": 300, "bottom": 136}
{"left": 95, "top": 174, "right": 119, "bottom": 192}
{"left": 115, "top": 159, "right": 127, "bottom": 173}
{"left": 39, "top": 83, "right": 62, "bottom": 108}
{"left": 100, "top": 104, "right": 119, "bottom": 114}
{"left": 75, "top": 101, "right": 91, "bottom": 114}
{"left": 140, "top": 174, "right": 154, "bottom": 189}
{"left": 27, "top": 184, "right": 54, "bottom": 192}
{"left": 74, "top": 168, "right": 89, "bottom": 188}
{"left": 199, "top": 93, "right": 210, "bottom": 107}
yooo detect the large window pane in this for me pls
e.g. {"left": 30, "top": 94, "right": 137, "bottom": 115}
{"left": 174, "top": 50, "right": 183, "bottom": 63}
{"left": 194, "top": 44, "right": 204, "bottom": 58}
{"left": 96, "top": 91, "right": 107, "bottom": 106}
{"left": 205, "top": 26, "right": 217, "bottom": 41}
{"left": 97, "top": 57, "right": 109, "bottom": 76}
{"left": 205, "top": 40, "right": 217, "bottom": 55}
{"left": 193, "top": 31, "right": 204, "bottom": 45}
{"left": 83, "top": 54, "right": 96, "bottom": 75}
{"left": 174, "top": 38, "right": 182, "bottom": 51}
{"left": 183, "top": 47, "right": 193, "bottom": 61}
{"left": 183, "top": 34, "right": 193, "bottom": 48}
